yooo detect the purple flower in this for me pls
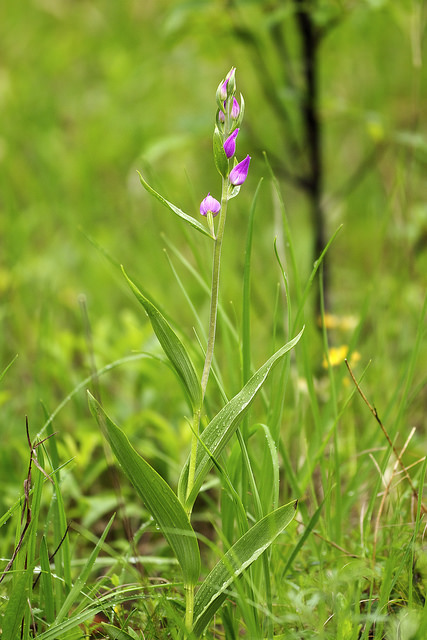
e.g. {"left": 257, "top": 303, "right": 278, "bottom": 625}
{"left": 229, "top": 155, "right": 251, "bottom": 186}
{"left": 200, "top": 193, "right": 221, "bottom": 217}
{"left": 223, "top": 129, "right": 239, "bottom": 158}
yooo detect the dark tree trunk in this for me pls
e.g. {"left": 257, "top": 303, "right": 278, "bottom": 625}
{"left": 295, "top": 0, "right": 328, "bottom": 315}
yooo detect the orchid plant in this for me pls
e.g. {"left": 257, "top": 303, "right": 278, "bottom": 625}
{"left": 88, "top": 68, "right": 303, "bottom": 637}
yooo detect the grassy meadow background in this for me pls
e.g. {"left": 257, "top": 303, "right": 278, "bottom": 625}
{"left": 1, "top": 0, "right": 426, "bottom": 637}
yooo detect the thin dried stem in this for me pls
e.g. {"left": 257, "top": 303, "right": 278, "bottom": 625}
{"left": 345, "top": 359, "right": 426, "bottom": 516}
{"left": 372, "top": 427, "right": 417, "bottom": 562}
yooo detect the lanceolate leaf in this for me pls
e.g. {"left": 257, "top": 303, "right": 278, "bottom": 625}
{"left": 137, "top": 171, "right": 214, "bottom": 239}
{"left": 88, "top": 393, "right": 201, "bottom": 586}
{"left": 192, "top": 501, "right": 297, "bottom": 636}
{"left": 122, "top": 267, "right": 202, "bottom": 411}
{"left": 178, "top": 329, "right": 304, "bottom": 508}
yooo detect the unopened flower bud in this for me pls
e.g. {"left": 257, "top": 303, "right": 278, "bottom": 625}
{"left": 219, "top": 80, "right": 228, "bottom": 102}
{"left": 200, "top": 193, "right": 221, "bottom": 217}
{"left": 225, "top": 67, "right": 236, "bottom": 96}
{"left": 229, "top": 155, "right": 251, "bottom": 186}
{"left": 231, "top": 97, "right": 240, "bottom": 119}
{"left": 223, "top": 129, "right": 239, "bottom": 159}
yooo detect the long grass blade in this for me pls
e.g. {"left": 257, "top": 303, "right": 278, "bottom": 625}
{"left": 0, "top": 354, "right": 18, "bottom": 383}
{"left": 39, "top": 535, "right": 55, "bottom": 625}
{"left": 55, "top": 513, "right": 115, "bottom": 624}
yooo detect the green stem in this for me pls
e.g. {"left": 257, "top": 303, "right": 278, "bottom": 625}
{"left": 186, "top": 409, "right": 200, "bottom": 510}
{"left": 186, "top": 176, "right": 229, "bottom": 509}
{"left": 201, "top": 176, "right": 228, "bottom": 397}
{"left": 184, "top": 93, "right": 236, "bottom": 634}
{"left": 184, "top": 582, "right": 195, "bottom": 634}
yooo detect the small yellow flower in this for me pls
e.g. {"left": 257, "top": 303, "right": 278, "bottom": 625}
{"left": 322, "top": 345, "right": 361, "bottom": 369}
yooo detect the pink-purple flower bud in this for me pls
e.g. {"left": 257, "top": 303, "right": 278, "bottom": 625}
{"left": 231, "top": 97, "right": 240, "bottom": 119}
{"left": 219, "top": 97, "right": 240, "bottom": 125}
{"left": 223, "top": 129, "right": 239, "bottom": 159}
{"left": 229, "top": 155, "right": 251, "bottom": 186}
{"left": 219, "top": 80, "right": 228, "bottom": 102}
{"left": 200, "top": 193, "right": 221, "bottom": 217}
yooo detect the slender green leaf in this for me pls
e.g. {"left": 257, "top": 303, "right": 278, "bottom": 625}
{"left": 0, "top": 496, "right": 22, "bottom": 529}
{"left": 178, "top": 329, "right": 304, "bottom": 508}
{"left": 88, "top": 393, "right": 201, "bottom": 586}
{"left": 122, "top": 267, "right": 202, "bottom": 411}
{"left": 0, "top": 354, "right": 18, "bottom": 383}
{"left": 263, "top": 152, "right": 300, "bottom": 294}
{"left": 193, "top": 501, "right": 297, "bottom": 636}
{"left": 55, "top": 514, "right": 115, "bottom": 624}
{"left": 292, "top": 224, "right": 343, "bottom": 335}
{"left": 36, "top": 354, "right": 150, "bottom": 441}
{"left": 260, "top": 423, "right": 280, "bottom": 512}
{"left": 137, "top": 171, "right": 214, "bottom": 239}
